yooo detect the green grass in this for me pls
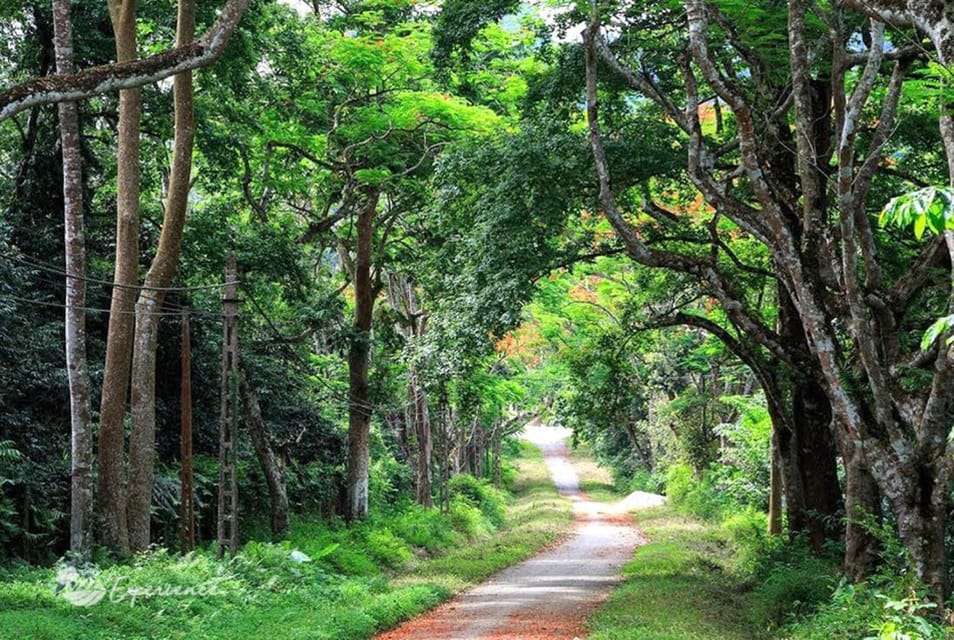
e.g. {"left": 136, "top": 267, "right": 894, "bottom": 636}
{"left": 570, "top": 443, "right": 625, "bottom": 503}
{"left": 585, "top": 504, "right": 762, "bottom": 640}
{"left": 0, "top": 441, "right": 572, "bottom": 640}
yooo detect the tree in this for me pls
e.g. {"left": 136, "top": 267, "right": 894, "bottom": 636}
{"left": 223, "top": 2, "right": 499, "bottom": 519}
{"left": 344, "top": 188, "right": 379, "bottom": 520}
{"left": 52, "top": 0, "right": 92, "bottom": 557}
{"left": 97, "top": 0, "right": 143, "bottom": 554}
{"left": 584, "top": 0, "right": 954, "bottom": 595}
{"left": 127, "top": 0, "right": 197, "bottom": 552}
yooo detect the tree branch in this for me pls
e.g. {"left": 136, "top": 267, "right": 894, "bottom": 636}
{"left": 0, "top": 0, "right": 250, "bottom": 122}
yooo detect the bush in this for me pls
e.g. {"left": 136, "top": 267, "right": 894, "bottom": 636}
{"left": 749, "top": 552, "right": 837, "bottom": 629}
{"left": 449, "top": 498, "right": 491, "bottom": 539}
{"left": 721, "top": 507, "right": 785, "bottom": 579}
{"left": 783, "top": 575, "right": 953, "bottom": 639}
{"left": 448, "top": 474, "right": 506, "bottom": 528}
{"left": 627, "top": 468, "right": 665, "bottom": 494}
{"left": 390, "top": 505, "right": 460, "bottom": 552}
{"left": 362, "top": 527, "right": 412, "bottom": 569}
{"left": 664, "top": 463, "right": 734, "bottom": 521}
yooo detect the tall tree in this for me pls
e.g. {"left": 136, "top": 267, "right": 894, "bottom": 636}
{"left": 127, "top": 0, "right": 197, "bottom": 551}
{"left": 584, "top": 0, "right": 954, "bottom": 596}
{"left": 97, "top": 0, "right": 142, "bottom": 554}
{"left": 345, "top": 188, "right": 379, "bottom": 521}
{"left": 53, "top": 0, "right": 92, "bottom": 557}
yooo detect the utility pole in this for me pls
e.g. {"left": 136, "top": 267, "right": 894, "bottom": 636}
{"left": 180, "top": 310, "right": 195, "bottom": 553}
{"left": 217, "top": 254, "right": 240, "bottom": 557}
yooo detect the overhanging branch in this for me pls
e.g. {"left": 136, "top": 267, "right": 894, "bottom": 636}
{"left": 0, "top": 0, "right": 250, "bottom": 122}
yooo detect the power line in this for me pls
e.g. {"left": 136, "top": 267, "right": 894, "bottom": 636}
{"left": 1, "top": 268, "right": 222, "bottom": 319}
{"left": 0, "top": 293, "right": 211, "bottom": 318}
{"left": 5, "top": 251, "right": 424, "bottom": 413}
{"left": 3, "top": 252, "right": 240, "bottom": 293}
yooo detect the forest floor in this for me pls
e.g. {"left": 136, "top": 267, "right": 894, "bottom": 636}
{"left": 376, "top": 425, "right": 656, "bottom": 640}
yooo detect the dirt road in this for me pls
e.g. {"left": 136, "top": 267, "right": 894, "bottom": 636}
{"left": 376, "top": 425, "right": 652, "bottom": 640}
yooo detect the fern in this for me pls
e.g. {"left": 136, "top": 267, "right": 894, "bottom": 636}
{"left": 0, "top": 440, "right": 21, "bottom": 463}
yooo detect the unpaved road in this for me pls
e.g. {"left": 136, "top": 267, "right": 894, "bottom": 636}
{"left": 376, "top": 425, "right": 654, "bottom": 640}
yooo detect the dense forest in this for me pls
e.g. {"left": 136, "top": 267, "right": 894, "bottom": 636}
{"left": 3, "top": 0, "right": 954, "bottom": 638}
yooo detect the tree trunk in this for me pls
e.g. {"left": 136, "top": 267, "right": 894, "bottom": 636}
{"left": 54, "top": 0, "right": 92, "bottom": 557}
{"left": 437, "top": 390, "right": 451, "bottom": 512}
{"left": 410, "top": 368, "right": 433, "bottom": 507}
{"left": 239, "top": 366, "right": 289, "bottom": 538}
{"left": 492, "top": 428, "right": 502, "bottom": 488}
{"left": 777, "top": 286, "right": 842, "bottom": 549}
{"left": 867, "top": 438, "right": 952, "bottom": 599}
{"left": 180, "top": 312, "right": 195, "bottom": 553}
{"left": 792, "top": 378, "right": 842, "bottom": 547}
{"left": 345, "top": 190, "right": 379, "bottom": 521}
{"left": 126, "top": 0, "right": 196, "bottom": 552}
{"left": 767, "top": 432, "right": 783, "bottom": 536}
{"left": 842, "top": 443, "right": 880, "bottom": 580}
{"left": 97, "top": 0, "right": 142, "bottom": 554}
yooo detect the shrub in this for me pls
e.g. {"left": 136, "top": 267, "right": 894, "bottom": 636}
{"left": 361, "top": 527, "right": 412, "bottom": 569}
{"left": 449, "top": 498, "right": 490, "bottom": 539}
{"left": 783, "top": 575, "right": 953, "bottom": 639}
{"left": 627, "top": 468, "right": 665, "bottom": 494}
{"left": 721, "top": 507, "right": 785, "bottom": 579}
{"left": 390, "top": 505, "right": 460, "bottom": 552}
{"left": 749, "top": 552, "right": 837, "bottom": 629}
{"left": 664, "top": 463, "right": 734, "bottom": 521}
{"left": 448, "top": 474, "right": 506, "bottom": 528}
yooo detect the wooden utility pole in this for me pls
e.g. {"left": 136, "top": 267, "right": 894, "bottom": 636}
{"left": 179, "top": 311, "right": 195, "bottom": 553}
{"left": 217, "top": 255, "right": 240, "bottom": 557}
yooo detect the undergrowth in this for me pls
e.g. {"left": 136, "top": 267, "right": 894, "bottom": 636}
{"left": 0, "top": 440, "right": 571, "bottom": 640}
{"left": 587, "top": 460, "right": 954, "bottom": 640}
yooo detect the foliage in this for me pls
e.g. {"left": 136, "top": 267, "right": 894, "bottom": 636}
{"left": 783, "top": 576, "right": 954, "bottom": 639}
{"left": 880, "top": 186, "right": 954, "bottom": 240}
{"left": 0, "top": 443, "right": 572, "bottom": 639}
{"left": 448, "top": 473, "right": 507, "bottom": 528}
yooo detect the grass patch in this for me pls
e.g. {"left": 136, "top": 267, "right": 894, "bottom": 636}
{"left": 570, "top": 444, "right": 623, "bottom": 503}
{"left": 585, "top": 504, "right": 762, "bottom": 640}
{"left": 0, "top": 440, "right": 571, "bottom": 640}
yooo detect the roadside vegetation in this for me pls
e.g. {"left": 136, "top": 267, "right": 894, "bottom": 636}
{"left": 0, "top": 442, "right": 571, "bottom": 640}
{"left": 584, "top": 460, "right": 953, "bottom": 640}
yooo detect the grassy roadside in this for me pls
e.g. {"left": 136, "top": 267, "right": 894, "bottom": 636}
{"left": 584, "top": 504, "right": 761, "bottom": 640}
{"left": 0, "top": 440, "right": 571, "bottom": 640}
{"left": 570, "top": 446, "right": 760, "bottom": 638}
{"left": 569, "top": 443, "right": 622, "bottom": 503}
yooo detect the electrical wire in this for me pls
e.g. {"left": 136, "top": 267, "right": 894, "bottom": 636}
{"left": 3, "top": 252, "right": 240, "bottom": 292}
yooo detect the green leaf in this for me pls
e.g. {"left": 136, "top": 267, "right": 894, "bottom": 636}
{"left": 914, "top": 212, "right": 927, "bottom": 239}
{"left": 920, "top": 314, "right": 954, "bottom": 351}
{"left": 881, "top": 186, "right": 954, "bottom": 238}
{"left": 354, "top": 168, "right": 393, "bottom": 186}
